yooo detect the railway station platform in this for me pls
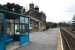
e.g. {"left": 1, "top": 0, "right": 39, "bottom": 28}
{"left": 13, "top": 28, "right": 63, "bottom": 50}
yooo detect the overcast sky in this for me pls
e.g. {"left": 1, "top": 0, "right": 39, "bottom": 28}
{"left": 0, "top": 0, "right": 75, "bottom": 23}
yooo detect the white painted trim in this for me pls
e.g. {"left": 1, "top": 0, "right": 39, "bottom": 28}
{"left": 59, "top": 28, "right": 64, "bottom": 50}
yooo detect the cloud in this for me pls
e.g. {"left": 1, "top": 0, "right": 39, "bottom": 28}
{"left": 64, "top": 4, "right": 75, "bottom": 13}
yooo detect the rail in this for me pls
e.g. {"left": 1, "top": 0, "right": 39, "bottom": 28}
{"left": 60, "top": 27, "right": 75, "bottom": 50}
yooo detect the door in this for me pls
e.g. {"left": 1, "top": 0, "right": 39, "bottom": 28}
{"left": 19, "top": 16, "right": 29, "bottom": 45}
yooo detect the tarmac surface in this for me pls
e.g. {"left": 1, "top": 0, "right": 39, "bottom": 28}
{"left": 15, "top": 28, "right": 59, "bottom": 50}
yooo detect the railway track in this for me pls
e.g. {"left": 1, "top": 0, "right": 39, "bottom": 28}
{"left": 60, "top": 27, "right": 75, "bottom": 50}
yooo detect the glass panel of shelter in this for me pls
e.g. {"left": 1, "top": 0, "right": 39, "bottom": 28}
{"left": 25, "top": 17, "right": 29, "bottom": 24}
{"left": 20, "top": 17, "right": 29, "bottom": 33}
{"left": 0, "top": 15, "right": 3, "bottom": 33}
{"left": 5, "top": 16, "right": 29, "bottom": 35}
{"left": 0, "top": 13, "right": 5, "bottom": 33}
{"left": 0, "top": 19, "right": 3, "bottom": 32}
{"left": 25, "top": 17, "right": 29, "bottom": 32}
{"left": 6, "top": 18, "right": 15, "bottom": 35}
{"left": 14, "top": 17, "right": 20, "bottom": 35}
{"left": 5, "top": 16, "right": 19, "bottom": 35}
{"left": 20, "top": 17, "right": 25, "bottom": 34}
{"left": 14, "top": 16, "right": 29, "bottom": 35}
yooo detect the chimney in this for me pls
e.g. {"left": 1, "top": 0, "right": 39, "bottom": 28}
{"left": 35, "top": 6, "right": 39, "bottom": 12}
{"left": 29, "top": 3, "right": 34, "bottom": 10}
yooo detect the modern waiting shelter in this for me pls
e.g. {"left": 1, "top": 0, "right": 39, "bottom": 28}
{"left": 0, "top": 9, "right": 30, "bottom": 50}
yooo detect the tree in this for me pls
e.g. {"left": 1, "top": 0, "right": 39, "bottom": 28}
{"left": 7, "top": 3, "right": 13, "bottom": 11}
{"left": 0, "top": 3, "right": 26, "bottom": 14}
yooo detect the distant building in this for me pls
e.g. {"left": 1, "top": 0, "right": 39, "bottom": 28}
{"left": 26, "top": 3, "right": 46, "bottom": 32}
{"left": 72, "top": 15, "right": 75, "bottom": 29}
